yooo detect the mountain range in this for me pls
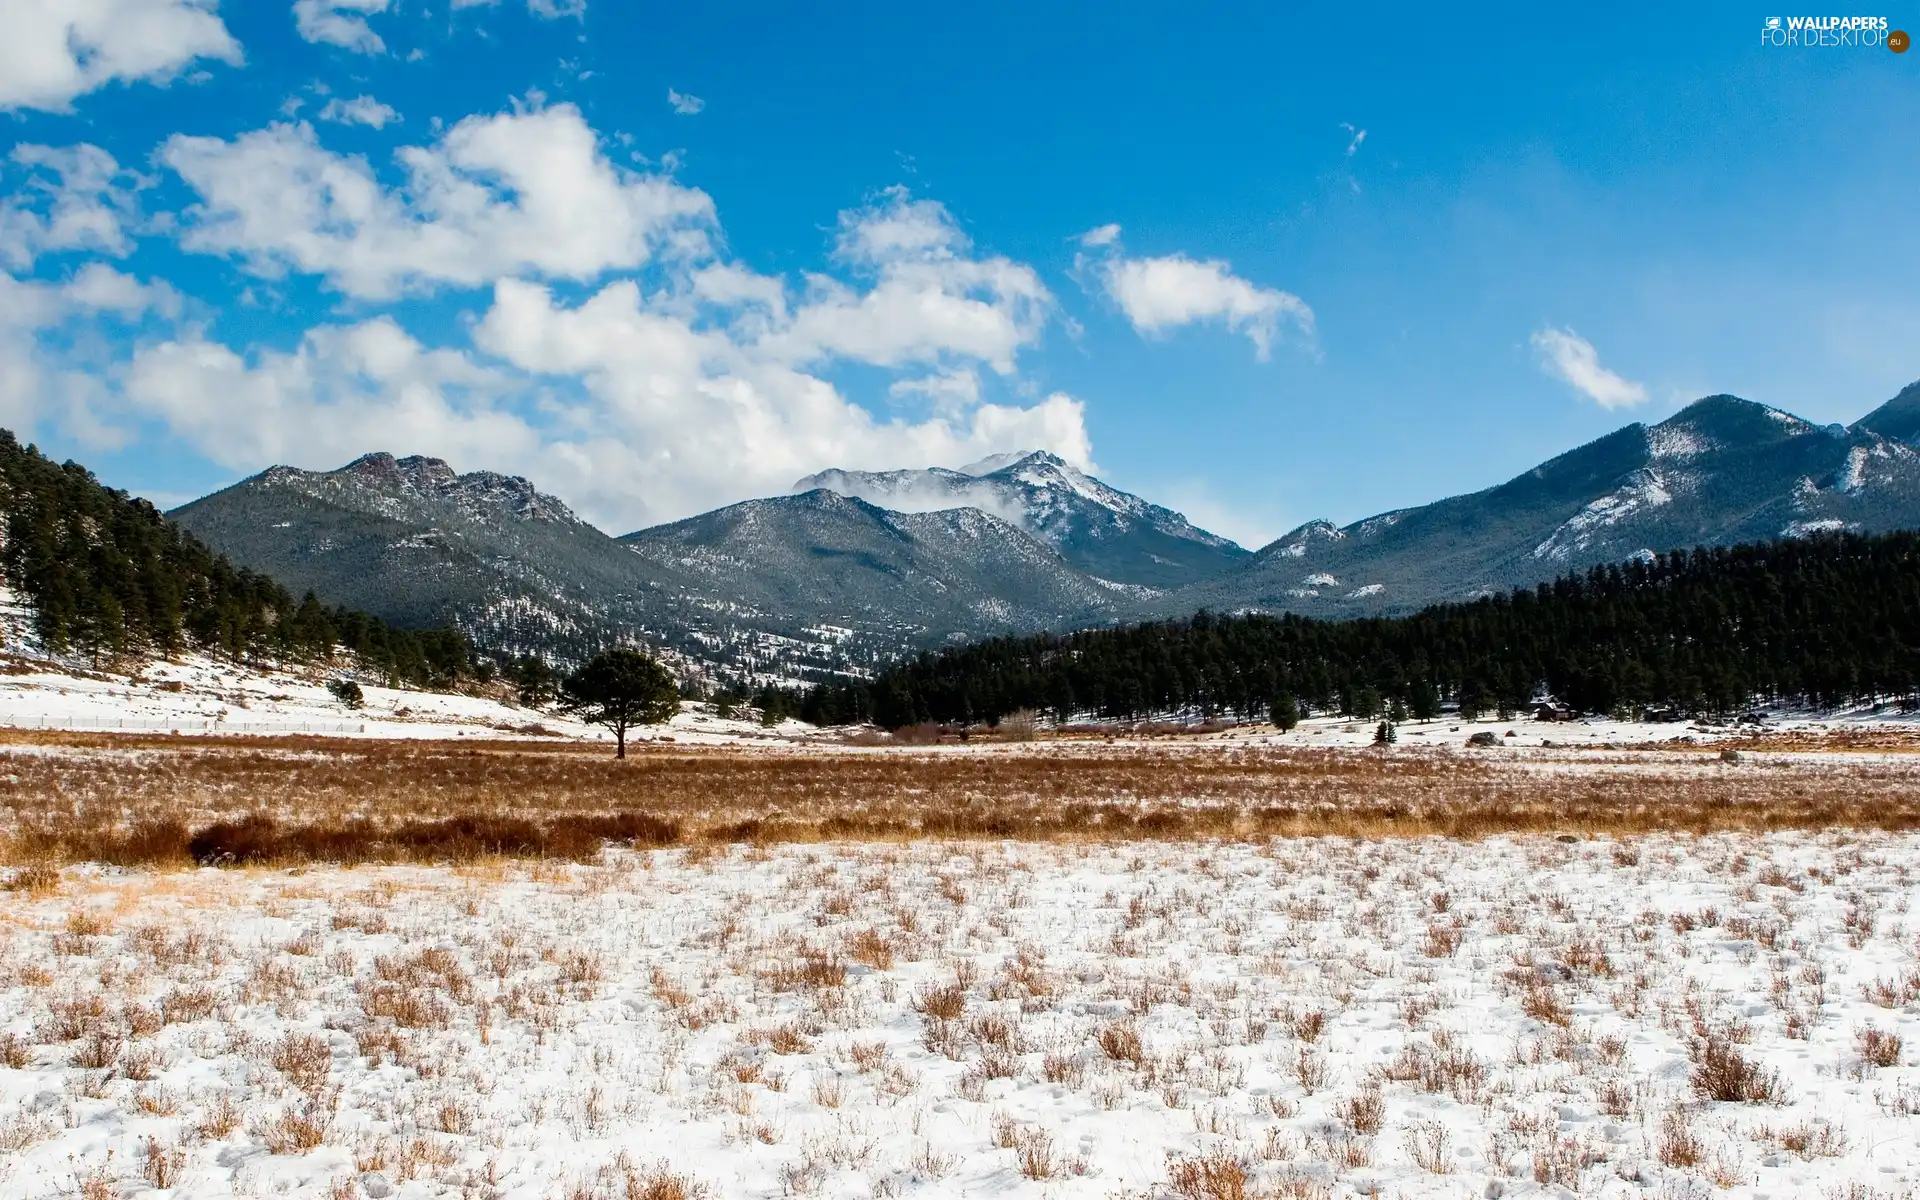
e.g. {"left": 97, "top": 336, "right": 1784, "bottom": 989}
{"left": 167, "top": 381, "right": 1920, "bottom": 680}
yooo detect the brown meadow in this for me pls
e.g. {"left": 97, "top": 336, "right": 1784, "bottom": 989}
{"left": 2, "top": 729, "right": 1918, "bottom": 867}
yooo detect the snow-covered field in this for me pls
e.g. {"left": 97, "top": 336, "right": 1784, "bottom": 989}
{"left": 3, "top": 834, "right": 1916, "bottom": 1199}
{"left": 0, "top": 653, "right": 811, "bottom": 747}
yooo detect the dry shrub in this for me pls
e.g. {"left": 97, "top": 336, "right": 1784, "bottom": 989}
{"left": 119, "top": 1041, "right": 164, "bottom": 1081}
{"left": 1403, "top": 1120, "right": 1453, "bottom": 1175}
{"left": 1689, "top": 1033, "right": 1785, "bottom": 1103}
{"left": 1866, "top": 969, "right": 1920, "bottom": 1008}
{"left": 75, "top": 1163, "right": 114, "bottom": 1200}
{"left": 1013, "top": 1126, "right": 1056, "bottom": 1180}
{"left": 1757, "top": 1120, "right": 1849, "bottom": 1161}
{"left": 1421, "top": 921, "right": 1463, "bottom": 958}
{"left": 763, "top": 1025, "right": 813, "bottom": 1055}
{"left": 271, "top": 1032, "right": 333, "bottom": 1093}
{"left": 161, "top": 986, "right": 217, "bottom": 1025}
{"left": 845, "top": 928, "right": 895, "bottom": 971}
{"left": 2, "top": 862, "right": 58, "bottom": 893}
{"left": 620, "top": 1162, "right": 708, "bottom": 1200}
{"left": 1097, "top": 1020, "right": 1145, "bottom": 1066}
{"left": 0, "top": 1032, "right": 30, "bottom": 1069}
{"left": 1857, "top": 1026, "right": 1903, "bottom": 1068}
{"left": 1292, "top": 1048, "right": 1330, "bottom": 1095}
{"left": 1379, "top": 1038, "right": 1488, "bottom": 1104}
{"left": 1337, "top": 1086, "right": 1385, "bottom": 1136}
{"left": 258, "top": 1105, "right": 328, "bottom": 1154}
{"left": 912, "top": 982, "right": 966, "bottom": 1022}
{"left": 143, "top": 1137, "right": 186, "bottom": 1188}
{"left": 1520, "top": 980, "right": 1571, "bottom": 1027}
{"left": 69, "top": 1028, "right": 123, "bottom": 1071}
{"left": 996, "top": 710, "right": 1039, "bottom": 742}
{"left": 1166, "top": 1151, "right": 1249, "bottom": 1200}
{"left": 38, "top": 992, "right": 112, "bottom": 1043}
{"left": 847, "top": 1041, "right": 887, "bottom": 1072}
{"left": 363, "top": 983, "right": 448, "bottom": 1029}
{"left": 768, "top": 952, "right": 846, "bottom": 991}
{"left": 196, "top": 1093, "right": 242, "bottom": 1139}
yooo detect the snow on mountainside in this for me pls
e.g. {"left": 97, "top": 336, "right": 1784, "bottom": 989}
{"left": 263, "top": 452, "right": 586, "bottom": 526}
{"left": 619, "top": 488, "right": 1125, "bottom": 641}
{"left": 0, "top": 587, "right": 817, "bottom": 743}
{"left": 794, "top": 450, "right": 1248, "bottom": 588}
{"left": 164, "top": 379, "right": 1920, "bottom": 673}
{"left": 1168, "top": 386, "right": 1920, "bottom": 620}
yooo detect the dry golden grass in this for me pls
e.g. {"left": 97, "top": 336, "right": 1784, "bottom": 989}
{"left": 2, "top": 731, "right": 1919, "bottom": 867}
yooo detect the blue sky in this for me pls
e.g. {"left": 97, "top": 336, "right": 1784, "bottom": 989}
{"left": 2, "top": 1, "right": 1915, "bottom": 547}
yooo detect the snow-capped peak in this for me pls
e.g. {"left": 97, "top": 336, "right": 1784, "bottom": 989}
{"left": 956, "top": 450, "right": 1034, "bottom": 476}
{"left": 790, "top": 453, "right": 1244, "bottom": 584}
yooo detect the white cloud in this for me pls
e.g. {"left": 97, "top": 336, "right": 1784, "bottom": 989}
{"left": 1531, "top": 327, "right": 1648, "bottom": 409}
{"left": 763, "top": 188, "right": 1052, "bottom": 374}
{"left": 111, "top": 276, "right": 1090, "bottom": 532}
{"left": 0, "top": 144, "right": 142, "bottom": 270}
{"left": 42, "top": 112, "right": 1084, "bottom": 531}
{"left": 162, "top": 103, "right": 716, "bottom": 300}
{"left": 888, "top": 367, "right": 980, "bottom": 416}
{"left": 0, "top": 266, "right": 177, "bottom": 449}
{"left": 0, "top": 0, "right": 240, "bottom": 112}
{"left": 317, "top": 94, "right": 399, "bottom": 128}
{"left": 449, "top": 0, "right": 585, "bottom": 16}
{"left": 1080, "top": 227, "right": 1314, "bottom": 360}
{"left": 468, "top": 277, "right": 1085, "bottom": 527}
{"left": 292, "top": 0, "right": 388, "bottom": 53}
{"left": 1341, "top": 122, "right": 1367, "bottom": 156}
{"left": 126, "top": 317, "right": 532, "bottom": 469}
{"left": 667, "top": 89, "right": 704, "bottom": 116}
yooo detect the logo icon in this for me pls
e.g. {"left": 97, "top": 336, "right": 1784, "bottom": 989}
{"left": 1765, "top": 16, "right": 1782, "bottom": 29}
{"left": 1892, "top": 28, "right": 1911, "bottom": 50}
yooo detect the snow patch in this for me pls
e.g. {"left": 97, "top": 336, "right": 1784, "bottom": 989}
{"left": 1533, "top": 469, "right": 1673, "bottom": 560}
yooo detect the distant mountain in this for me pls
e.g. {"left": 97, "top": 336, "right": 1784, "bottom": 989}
{"left": 168, "top": 381, "right": 1920, "bottom": 678}
{"left": 794, "top": 450, "right": 1248, "bottom": 589}
{"left": 169, "top": 453, "right": 688, "bottom": 662}
{"left": 1854, "top": 379, "right": 1920, "bottom": 444}
{"left": 1171, "top": 387, "right": 1920, "bottom": 619}
{"left": 618, "top": 488, "right": 1124, "bottom": 642}
{"left": 171, "top": 454, "right": 1131, "bottom": 677}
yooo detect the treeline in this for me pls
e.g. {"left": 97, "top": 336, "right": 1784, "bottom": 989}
{"left": 803, "top": 532, "right": 1920, "bottom": 727}
{"left": 0, "top": 432, "right": 473, "bottom": 686}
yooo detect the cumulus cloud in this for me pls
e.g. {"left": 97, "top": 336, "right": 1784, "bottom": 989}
{"left": 1531, "top": 327, "right": 1648, "bottom": 409}
{"left": 0, "top": 145, "right": 142, "bottom": 270}
{"left": 292, "top": 0, "right": 388, "bottom": 52}
{"left": 1079, "top": 226, "right": 1314, "bottom": 360}
{"left": 667, "top": 89, "right": 705, "bottom": 115}
{"left": 126, "top": 317, "right": 533, "bottom": 470}
{"left": 888, "top": 368, "right": 981, "bottom": 416}
{"left": 449, "top": 0, "right": 585, "bottom": 16}
{"left": 0, "top": 266, "right": 178, "bottom": 449}
{"left": 161, "top": 103, "right": 716, "bottom": 300}
{"left": 0, "top": 0, "right": 240, "bottom": 113}
{"left": 27, "top": 101, "right": 1085, "bottom": 531}
{"left": 317, "top": 94, "right": 398, "bottom": 128}
{"left": 73, "top": 145, "right": 1081, "bottom": 529}
{"left": 112, "top": 276, "right": 1090, "bottom": 531}
{"left": 764, "top": 188, "right": 1052, "bottom": 374}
